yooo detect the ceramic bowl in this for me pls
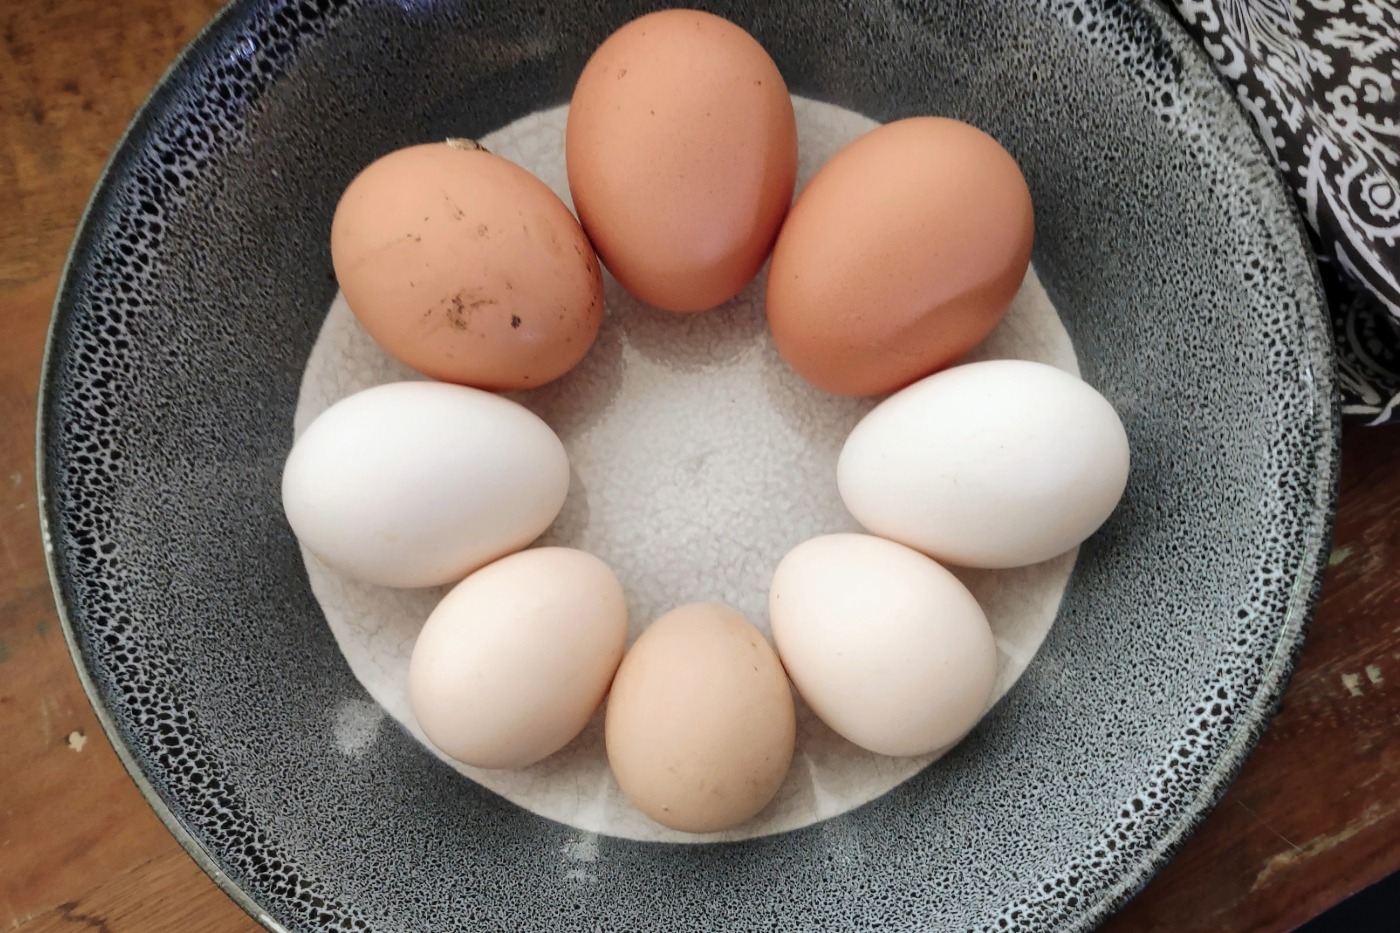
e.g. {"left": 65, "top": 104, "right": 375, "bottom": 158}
{"left": 40, "top": 1, "right": 1338, "bottom": 930}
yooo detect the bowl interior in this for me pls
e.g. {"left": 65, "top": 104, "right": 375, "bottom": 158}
{"left": 42, "top": 1, "right": 1336, "bottom": 931}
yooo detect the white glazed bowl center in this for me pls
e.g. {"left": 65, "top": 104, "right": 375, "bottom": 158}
{"left": 294, "top": 98, "right": 1081, "bottom": 842}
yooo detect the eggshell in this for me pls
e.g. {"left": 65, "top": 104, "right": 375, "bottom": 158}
{"left": 766, "top": 117, "right": 1034, "bottom": 396}
{"left": 331, "top": 142, "right": 604, "bottom": 390}
{"left": 281, "top": 381, "right": 569, "bottom": 588}
{"left": 838, "top": 360, "right": 1130, "bottom": 569}
{"left": 605, "top": 603, "right": 796, "bottom": 833}
{"left": 566, "top": 10, "right": 797, "bottom": 312}
{"left": 408, "top": 547, "right": 628, "bottom": 769}
{"left": 769, "top": 534, "right": 997, "bottom": 758}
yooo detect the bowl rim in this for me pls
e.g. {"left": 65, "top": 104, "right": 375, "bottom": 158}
{"left": 36, "top": 1, "right": 1341, "bottom": 931}
{"left": 36, "top": 7, "right": 299, "bottom": 932}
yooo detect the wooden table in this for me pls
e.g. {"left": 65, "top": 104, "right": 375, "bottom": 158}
{"left": 2, "top": 2, "right": 1397, "bottom": 930}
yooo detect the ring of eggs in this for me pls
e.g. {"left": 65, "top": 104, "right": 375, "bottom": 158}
{"left": 285, "top": 9, "right": 1130, "bottom": 835}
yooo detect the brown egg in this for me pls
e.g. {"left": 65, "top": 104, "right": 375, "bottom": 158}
{"left": 566, "top": 10, "right": 797, "bottom": 313}
{"left": 766, "top": 117, "right": 1034, "bottom": 396}
{"left": 604, "top": 603, "right": 796, "bottom": 833}
{"left": 331, "top": 142, "right": 604, "bottom": 391}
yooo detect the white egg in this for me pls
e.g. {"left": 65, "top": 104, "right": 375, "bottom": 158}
{"left": 838, "top": 359, "right": 1129, "bottom": 569}
{"left": 409, "top": 547, "right": 628, "bottom": 769}
{"left": 769, "top": 534, "right": 996, "bottom": 757}
{"left": 281, "top": 381, "right": 569, "bottom": 588}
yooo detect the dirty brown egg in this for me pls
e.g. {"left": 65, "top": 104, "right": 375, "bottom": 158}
{"left": 331, "top": 141, "right": 604, "bottom": 390}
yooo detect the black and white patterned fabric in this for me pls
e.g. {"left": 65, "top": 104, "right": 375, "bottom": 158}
{"left": 1172, "top": 0, "right": 1400, "bottom": 423}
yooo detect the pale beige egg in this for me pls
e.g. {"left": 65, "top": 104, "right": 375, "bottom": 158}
{"left": 409, "top": 548, "right": 627, "bottom": 770}
{"left": 605, "top": 603, "right": 796, "bottom": 833}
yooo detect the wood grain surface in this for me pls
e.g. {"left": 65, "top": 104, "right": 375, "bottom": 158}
{"left": 1, "top": 2, "right": 1396, "bottom": 931}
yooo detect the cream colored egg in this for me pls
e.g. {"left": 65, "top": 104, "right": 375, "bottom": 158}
{"left": 769, "top": 534, "right": 997, "bottom": 758}
{"left": 408, "top": 547, "right": 628, "bottom": 770}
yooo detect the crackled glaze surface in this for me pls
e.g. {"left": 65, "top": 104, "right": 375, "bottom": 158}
{"left": 41, "top": 1, "right": 1337, "bottom": 931}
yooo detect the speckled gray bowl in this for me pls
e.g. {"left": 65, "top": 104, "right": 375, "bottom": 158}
{"left": 40, "top": 1, "right": 1338, "bottom": 931}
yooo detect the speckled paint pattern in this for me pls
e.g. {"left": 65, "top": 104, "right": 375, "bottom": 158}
{"left": 40, "top": 1, "right": 1337, "bottom": 932}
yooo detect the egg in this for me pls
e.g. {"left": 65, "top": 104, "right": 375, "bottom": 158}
{"left": 408, "top": 547, "right": 628, "bottom": 769}
{"left": 281, "top": 381, "right": 569, "bottom": 588}
{"left": 566, "top": 10, "right": 797, "bottom": 312}
{"left": 838, "top": 360, "right": 1130, "bottom": 569}
{"left": 330, "top": 141, "right": 604, "bottom": 390}
{"left": 769, "top": 534, "right": 997, "bottom": 757}
{"left": 605, "top": 603, "right": 796, "bottom": 833}
{"left": 766, "top": 117, "right": 1034, "bottom": 396}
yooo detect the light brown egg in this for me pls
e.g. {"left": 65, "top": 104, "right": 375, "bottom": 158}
{"left": 604, "top": 603, "right": 796, "bottom": 833}
{"left": 766, "top": 117, "right": 1034, "bottom": 397}
{"left": 331, "top": 142, "right": 604, "bottom": 391}
{"left": 566, "top": 10, "right": 797, "bottom": 313}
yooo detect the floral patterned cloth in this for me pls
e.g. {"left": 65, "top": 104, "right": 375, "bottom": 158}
{"left": 1171, "top": 0, "right": 1400, "bottom": 423}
